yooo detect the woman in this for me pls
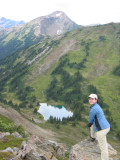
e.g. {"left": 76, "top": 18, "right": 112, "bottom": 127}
{"left": 88, "top": 93, "right": 110, "bottom": 160}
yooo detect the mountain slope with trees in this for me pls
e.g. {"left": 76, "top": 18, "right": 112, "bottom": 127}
{"left": 0, "top": 11, "right": 80, "bottom": 59}
{"left": 0, "top": 22, "right": 120, "bottom": 150}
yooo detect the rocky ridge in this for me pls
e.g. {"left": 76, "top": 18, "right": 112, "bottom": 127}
{"left": 0, "top": 132, "right": 66, "bottom": 160}
{"left": 0, "top": 132, "right": 118, "bottom": 160}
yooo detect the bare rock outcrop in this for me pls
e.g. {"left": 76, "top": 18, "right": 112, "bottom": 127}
{"left": 0, "top": 132, "right": 118, "bottom": 160}
{"left": 0, "top": 132, "right": 10, "bottom": 139}
{"left": 12, "top": 132, "right": 23, "bottom": 138}
{"left": 16, "top": 135, "right": 65, "bottom": 160}
{"left": 69, "top": 138, "right": 118, "bottom": 160}
{"left": 0, "top": 132, "right": 65, "bottom": 159}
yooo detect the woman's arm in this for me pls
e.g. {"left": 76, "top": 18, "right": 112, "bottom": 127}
{"left": 89, "top": 108, "right": 96, "bottom": 125}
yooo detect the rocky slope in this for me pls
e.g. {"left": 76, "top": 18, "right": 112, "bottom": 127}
{"left": 0, "top": 132, "right": 66, "bottom": 160}
{"left": 0, "top": 132, "right": 118, "bottom": 160}
{"left": 29, "top": 11, "right": 80, "bottom": 36}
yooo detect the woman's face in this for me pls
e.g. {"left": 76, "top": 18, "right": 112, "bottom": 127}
{"left": 88, "top": 98, "right": 97, "bottom": 105}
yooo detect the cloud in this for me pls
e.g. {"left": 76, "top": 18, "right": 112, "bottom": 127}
{"left": 0, "top": 0, "right": 120, "bottom": 25}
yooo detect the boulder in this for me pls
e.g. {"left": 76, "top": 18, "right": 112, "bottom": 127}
{"left": 13, "top": 147, "right": 19, "bottom": 155}
{"left": 2, "top": 147, "right": 14, "bottom": 153}
{"left": 21, "top": 140, "right": 27, "bottom": 149}
{"left": 0, "top": 132, "right": 10, "bottom": 139}
{"left": 15, "top": 135, "right": 65, "bottom": 160}
{"left": 12, "top": 132, "right": 22, "bottom": 138}
{"left": 69, "top": 138, "right": 118, "bottom": 160}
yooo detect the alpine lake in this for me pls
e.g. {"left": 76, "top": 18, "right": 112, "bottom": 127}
{"left": 38, "top": 103, "right": 73, "bottom": 121}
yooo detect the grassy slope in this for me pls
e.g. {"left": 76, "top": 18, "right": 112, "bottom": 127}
{"left": 26, "top": 24, "right": 120, "bottom": 149}
{"left": 28, "top": 24, "right": 120, "bottom": 103}
{"left": 0, "top": 114, "right": 27, "bottom": 159}
{"left": 79, "top": 25, "right": 120, "bottom": 131}
{"left": 22, "top": 23, "right": 120, "bottom": 125}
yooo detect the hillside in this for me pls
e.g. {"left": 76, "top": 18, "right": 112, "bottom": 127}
{"left": 0, "top": 11, "right": 80, "bottom": 59}
{"left": 0, "top": 22, "right": 120, "bottom": 151}
{"left": 0, "top": 105, "right": 55, "bottom": 139}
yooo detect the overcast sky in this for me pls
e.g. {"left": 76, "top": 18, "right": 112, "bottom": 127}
{"left": 0, "top": 0, "right": 120, "bottom": 25}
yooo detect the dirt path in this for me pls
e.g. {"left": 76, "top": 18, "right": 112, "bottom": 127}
{"left": 0, "top": 105, "right": 56, "bottom": 140}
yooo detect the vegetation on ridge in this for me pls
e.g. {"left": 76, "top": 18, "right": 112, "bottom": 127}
{"left": 0, "top": 114, "right": 25, "bottom": 136}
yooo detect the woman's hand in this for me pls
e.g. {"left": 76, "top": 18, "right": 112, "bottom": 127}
{"left": 88, "top": 123, "right": 93, "bottom": 127}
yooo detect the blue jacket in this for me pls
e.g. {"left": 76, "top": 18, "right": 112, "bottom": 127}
{"left": 89, "top": 103, "right": 110, "bottom": 132}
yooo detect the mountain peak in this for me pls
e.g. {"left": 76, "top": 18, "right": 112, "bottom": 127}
{"left": 49, "top": 11, "right": 64, "bottom": 17}
{"left": 0, "top": 17, "right": 6, "bottom": 21}
{"left": 0, "top": 17, "right": 25, "bottom": 28}
{"left": 29, "top": 11, "right": 80, "bottom": 36}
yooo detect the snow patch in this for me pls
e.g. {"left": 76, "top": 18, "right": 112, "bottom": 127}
{"left": 56, "top": 13, "right": 62, "bottom": 17}
{"left": 57, "top": 30, "right": 62, "bottom": 35}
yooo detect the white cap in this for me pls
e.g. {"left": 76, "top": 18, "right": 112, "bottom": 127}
{"left": 88, "top": 94, "right": 98, "bottom": 99}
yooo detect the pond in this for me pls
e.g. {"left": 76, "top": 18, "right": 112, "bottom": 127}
{"left": 38, "top": 103, "right": 73, "bottom": 121}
